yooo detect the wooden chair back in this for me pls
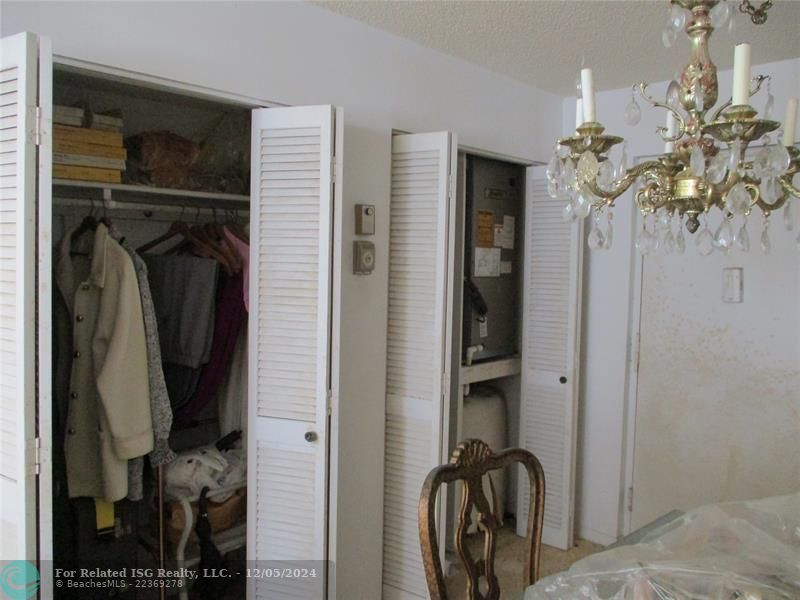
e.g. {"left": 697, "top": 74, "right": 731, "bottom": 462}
{"left": 418, "top": 439, "right": 546, "bottom": 600}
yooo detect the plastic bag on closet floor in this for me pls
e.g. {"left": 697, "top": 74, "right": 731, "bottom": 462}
{"left": 164, "top": 446, "right": 245, "bottom": 502}
{"left": 524, "top": 492, "right": 800, "bottom": 600}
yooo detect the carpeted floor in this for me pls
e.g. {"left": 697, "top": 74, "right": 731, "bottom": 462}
{"left": 446, "top": 525, "right": 602, "bottom": 600}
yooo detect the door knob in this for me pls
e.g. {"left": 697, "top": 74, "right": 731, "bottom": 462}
{"left": 304, "top": 431, "right": 318, "bottom": 442}
{"left": 559, "top": 376, "right": 568, "bottom": 384}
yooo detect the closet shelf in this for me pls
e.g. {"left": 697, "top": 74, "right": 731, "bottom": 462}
{"left": 53, "top": 179, "right": 251, "bottom": 211}
{"left": 460, "top": 355, "right": 521, "bottom": 386}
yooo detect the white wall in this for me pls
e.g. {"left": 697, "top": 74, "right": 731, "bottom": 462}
{"left": 0, "top": 2, "right": 562, "bottom": 596}
{"left": 572, "top": 57, "right": 800, "bottom": 544}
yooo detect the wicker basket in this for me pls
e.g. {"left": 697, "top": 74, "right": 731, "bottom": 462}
{"left": 163, "top": 487, "right": 246, "bottom": 551}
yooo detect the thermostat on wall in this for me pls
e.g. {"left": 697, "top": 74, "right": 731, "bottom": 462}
{"left": 355, "top": 204, "right": 375, "bottom": 235}
{"left": 354, "top": 241, "right": 375, "bottom": 275}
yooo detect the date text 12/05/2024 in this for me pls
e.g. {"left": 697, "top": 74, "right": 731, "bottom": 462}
{"left": 53, "top": 567, "right": 321, "bottom": 580}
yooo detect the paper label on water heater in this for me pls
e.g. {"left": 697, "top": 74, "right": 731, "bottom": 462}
{"left": 493, "top": 215, "right": 515, "bottom": 250}
{"left": 479, "top": 318, "right": 488, "bottom": 339}
{"left": 474, "top": 247, "right": 501, "bottom": 277}
{"left": 476, "top": 209, "right": 495, "bottom": 247}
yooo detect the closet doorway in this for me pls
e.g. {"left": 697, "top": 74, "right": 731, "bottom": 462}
{"left": 381, "top": 131, "right": 584, "bottom": 599}
{"left": 2, "top": 31, "right": 343, "bottom": 600}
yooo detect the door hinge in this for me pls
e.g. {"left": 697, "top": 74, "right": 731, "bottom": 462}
{"left": 33, "top": 437, "right": 41, "bottom": 475}
{"left": 330, "top": 156, "right": 336, "bottom": 184}
{"left": 29, "top": 106, "right": 43, "bottom": 146}
{"left": 626, "top": 486, "right": 634, "bottom": 513}
{"left": 326, "top": 389, "right": 333, "bottom": 415}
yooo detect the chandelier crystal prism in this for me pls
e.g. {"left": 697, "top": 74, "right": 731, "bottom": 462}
{"left": 548, "top": 0, "right": 800, "bottom": 255}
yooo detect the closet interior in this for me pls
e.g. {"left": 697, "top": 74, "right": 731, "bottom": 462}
{"left": 51, "top": 65, "right": 254, "bottom": 599}
{"left": 446, "top": 152, "right": 527, "bottom": 542}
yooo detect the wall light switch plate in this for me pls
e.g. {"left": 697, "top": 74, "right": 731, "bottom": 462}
{"left": 353, "top": 241, "right": 375, "bottom": 275}
{"left": 355, "top": 204, "right": 375, "bottom": 235}
{"left": 722, "top": 267, "right": 743, "bottom": 303}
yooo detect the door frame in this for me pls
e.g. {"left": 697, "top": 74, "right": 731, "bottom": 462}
{"left": 448, "top": 142, "right": 539, "bottom": 447}
{"left": 449, "top": 148, "right": 539, "bottom": 523}
{"left": 38, "top": 54, "right": 343, "bottom": 600}
{"left": 620, "top": 232, "right": 644, "bottom": 537}
{"left": 37, "top": 32, "right": 54, "bottom": 569}
{"left": 619, "top": 154, "right": 651, "bottom": 537}
{"left": 53, "top": 55, "right": 282, "bottom": 109}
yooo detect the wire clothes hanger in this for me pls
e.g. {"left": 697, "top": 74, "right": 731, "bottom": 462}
{"left": 70, "top": 196, "right": 99, "bottom": 256}
{"left": 137, "top": 201, "right": 235, "bottom": 275}
{"left": 225, "top": 207, "right": 249, "bottom": 245}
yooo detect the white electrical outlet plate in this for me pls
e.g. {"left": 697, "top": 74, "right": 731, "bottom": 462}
{"left": 723, "top": 267, "right": 743, "bottom": 303}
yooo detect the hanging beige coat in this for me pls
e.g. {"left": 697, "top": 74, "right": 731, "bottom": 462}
{"left": 56, "top": 223, "right": 154, "bottom": 502}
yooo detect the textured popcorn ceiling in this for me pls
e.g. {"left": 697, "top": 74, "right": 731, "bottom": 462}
{"left": 314, "top": 0, "right": 800, "bottom": 95}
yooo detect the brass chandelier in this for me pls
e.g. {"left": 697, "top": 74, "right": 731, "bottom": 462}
{"left": 548, "top": 0, "right": 799, "bottom": 255}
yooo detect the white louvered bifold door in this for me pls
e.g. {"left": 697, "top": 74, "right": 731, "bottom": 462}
{"left": 0, "top": 32, "right": 51, "bottom": 565}
{"left": 383, "top": 132, "right": 457, "bottom": 600}
{"left": 516, "top": 169, "right": 583, "bottom": 551}
{"left": 247, "top": 106, "right": 337, "bottom": 599}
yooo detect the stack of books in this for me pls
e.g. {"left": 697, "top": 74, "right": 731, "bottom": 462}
{"left": 53, "top": 105, "right": 126, "bottom": 184}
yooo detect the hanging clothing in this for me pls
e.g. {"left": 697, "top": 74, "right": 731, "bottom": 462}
{"left": 108, "top": 226, "right": 176, "bottom": 501}
{"left": 162, "top": 365, "right": 203, "bottom": 411}
{"left": 223, "top": 226, "right": 250, "bottom": 311}
{"left": 144, "top": 254, "right": 219, "bottom": 410}
{"left": 52, "top": 284, "right": 76, "bottom": 562}
{"left": 217, "top": 322, "right": 248, "bottom": 439}
{"left": 55, "top": 223, "right": 154, "bottom": 502}
{"left": 174, "top": 272, "right": 246, "bottom": 428}
{"left": 143, "top": 254, "right": 218, "bottom": 367}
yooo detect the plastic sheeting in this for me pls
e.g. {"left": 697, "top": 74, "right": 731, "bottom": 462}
{"left": 525, "top": 493, "right": 800, "bottom": 600}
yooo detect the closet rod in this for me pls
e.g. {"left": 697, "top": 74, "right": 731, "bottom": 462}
{"left": 53, "top": 196, "right": 250, "bottom": 216}
{"left": 53, "top": 179, "right": 250, "bottom": 212}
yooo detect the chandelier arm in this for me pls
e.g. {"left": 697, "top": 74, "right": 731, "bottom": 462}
{"left": 584, "top": 160, "right": 667, "bottom": 204}
{"left": 774, "top": 148, "right": 800, "bottom": 201}
{"left": 754, "top": 193, "right": 789, "bottom": 214}
{"left": 711, "top": 100, "right": 732, "bottom": 123}
{"left": 778, "top": 177, "right": 800, "bottom": 200}
{"left": 709, "top": 75, "right": 770, "bottom": 122}
{"left": 743, "top": 182, "right": 761, "bottom": 210}
{"left": 634, "top": 182, "right": 663, "bottom": 214}
{"left": 635, "top": 82, "right": 686, "bottom": 142}
{"left": 707, "top": 167, "right": 749, "bottom": 209}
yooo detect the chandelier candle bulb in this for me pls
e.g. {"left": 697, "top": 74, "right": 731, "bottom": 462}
{"left": 782, "top": 98, "right": 798, "bottom": 146}
{"left": 732, "top": 43, "right": 752, "bottom": 106}
{"left": 665, "top": 111, "right": 677, "bottom": 153}
{"left": 581, "top": 68, "right": 596, "bottom": 122}
{"left": 576, "top": 98, "right": 584, "bottom": 130}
